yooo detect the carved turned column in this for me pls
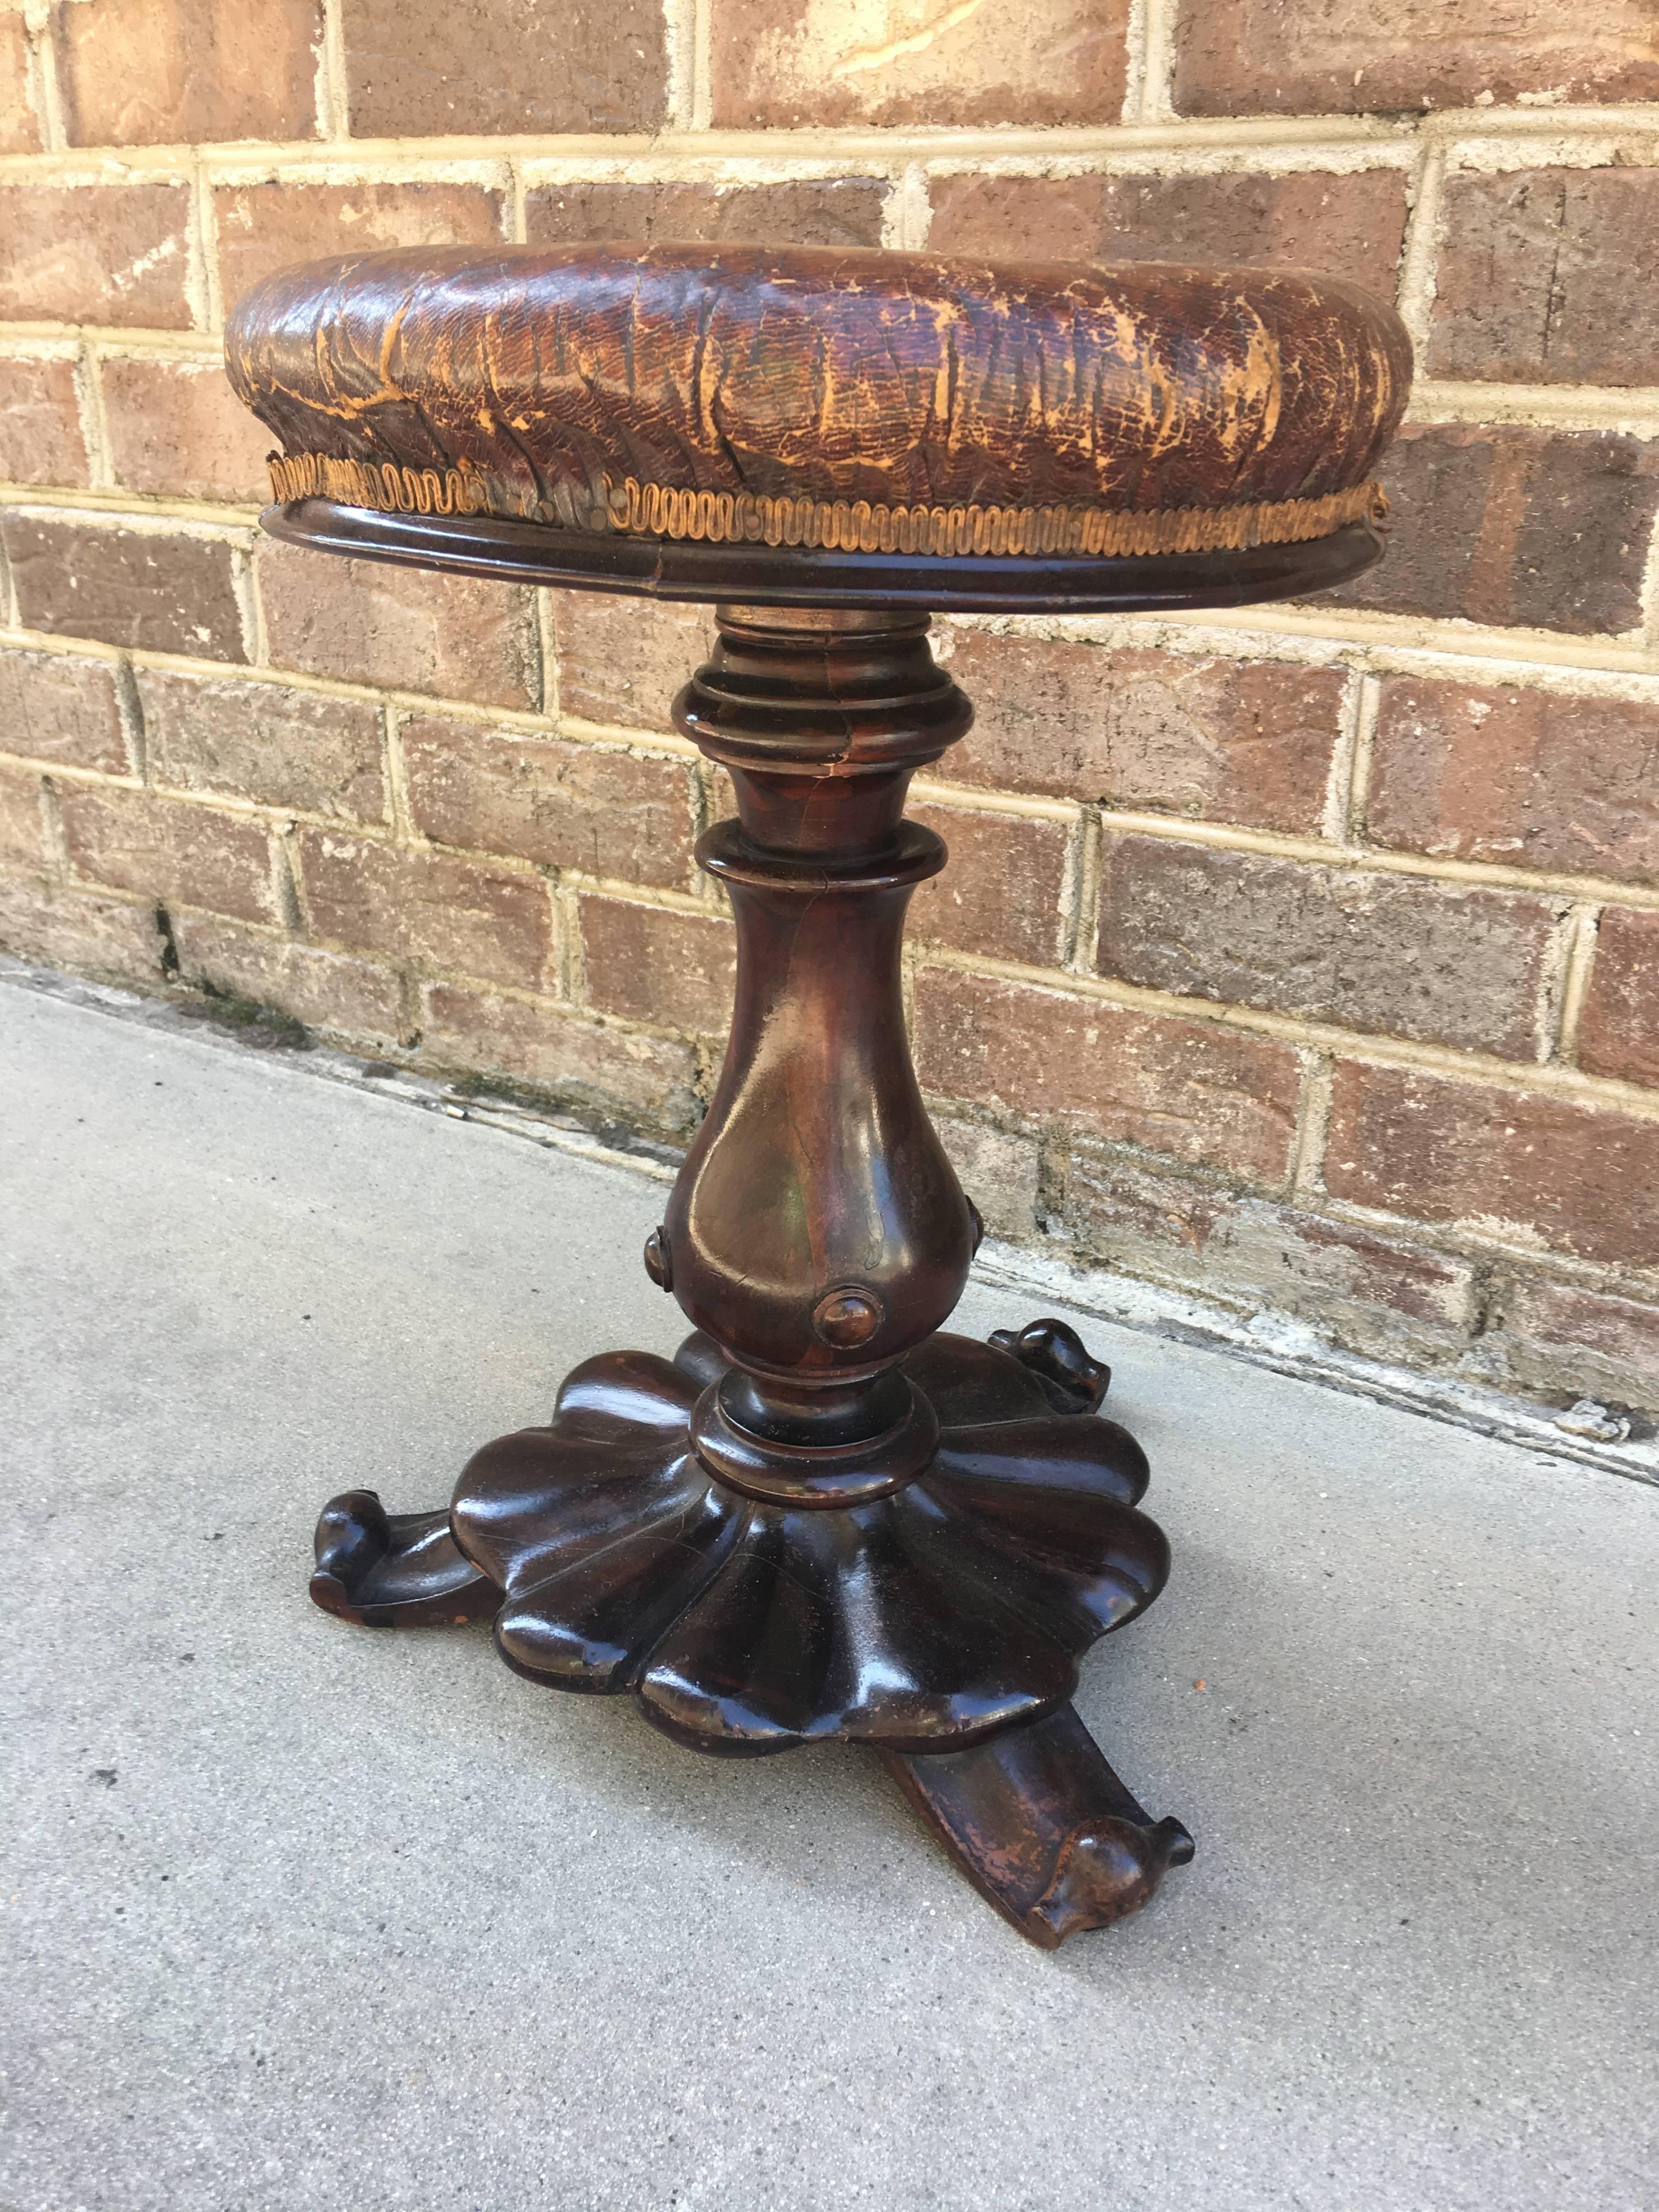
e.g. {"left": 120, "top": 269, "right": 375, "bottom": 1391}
{"left": 659, "top": 607, "right": 975, "bottom": 1494}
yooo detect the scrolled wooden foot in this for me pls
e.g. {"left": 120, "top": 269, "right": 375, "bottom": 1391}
{"left": 881, "top": 1701, "right": 1193, "bottom": 1949}
{"left": 988, "top": 1318, "right": 1111, "bottom": 1415}
{"left": 310, "top": 1489, "right": 500, "bottom": 1628}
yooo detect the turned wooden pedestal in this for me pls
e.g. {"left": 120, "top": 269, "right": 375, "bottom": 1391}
{"left": 285, "top": 499, "right": 1383, "bottom": 1945}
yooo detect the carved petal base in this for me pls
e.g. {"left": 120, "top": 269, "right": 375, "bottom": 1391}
{"left": 308, "top": 1320, "right": 1192, "bottom": 1945}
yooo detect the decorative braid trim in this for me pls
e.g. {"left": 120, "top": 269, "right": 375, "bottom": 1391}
{"left": 267, "top": 452, "right": 1388, "bottom": 558}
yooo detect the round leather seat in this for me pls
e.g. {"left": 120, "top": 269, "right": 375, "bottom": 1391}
{"left": 225, "top": 244, "right": 1410, "bottom": 562}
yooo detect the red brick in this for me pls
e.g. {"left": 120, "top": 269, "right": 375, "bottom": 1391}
{"left": 1097, "top": 835, "right": 1558, "bottom": 1059}
{"left": 1325, "top": 1059, "right": 1659, "bottom": 1270}
{"left": 907, "top": 804, "right": 1070, "bottom": 967}
{"left": 526, "top": 177, "right": 888, "bottom": 251}
{"left": 941, "top": 632, "right": 1345, "bottom": 836}
{"left": 258, "top": 539, "right": 537, "bottom": 709}
{"left": 1337, "top": 425, "right": 1659, "bottom": 636}
{"left": 54, "top": 0, "right": 323, "bottom": 147}
{"left": 0, "top": 357, "right": 90, "bottom": 488}
{"left": 0, "top": 764, "right": 47, "bottom": 869}
{"left": 58, "top": 785, "right": 275, "bottom": 922}
{"left": 215, "top": 182, "right": 505, "bottom": 319}
{"left": 934, "top": 1116, "right": 1040, "bottom": 1242}
{"left": 1368, "top": 679, "right": 1659, "bottom": 886}
{"left": 913, "top": 967, "right": 1300, "bottom": 1185}
{"left": 927, "top": 168, "right": 1408, "bottom": 290}
{"left": 0, "top": 183, "right": 194, "bottom": 329}
{"left": 549, "top": 591, "right": 711, "bottom": 732}
{"left": 1430, "top": 167, "right": 1659, "bottom": 390}
{"left": 1502, "top": 1277, "right": 1659, "bottom": 1415}
{"left": 168, "top": 912, "right": 403, "bottom": 1043}
{"left": 297, "top": 830, "right": 552, "bottom": 991}
{"left": 136, "top": 668, "right": 386, "bottom": 823}
{"left": 0, "top": 650, "right": 128, "bottom": 772}
{"left": 403, "top": 720, "right": 692, "bottom": 887}
{"left": 1172, "top": 0, "right": 1659, "bottom": 116}
{"left": 0, "top": 874, "right": 166, "bottom": 983}
{"left": 102, "top": 357, "right": 272, "bottom": 504}
{"left": 420, "top": 979, "right": 701, "bottom": 1137}
{"left": 1062, "top": 1142, "right": 1477, "bottom": 1347}
{"left": 0, "top": 15, "right": 41, "bottom": 154}
{"left": 578, "top": 895, "right": 735, "bottom": 1034}
{"left": 1576, "top": 909, "right": 1659, "bottom": 1088}
{"left": 710, "top": 0, "right": 1130, "bottom": 127}
{"left": 343, "top": 0, "right": 666, "bottom": 136}
{"left": 4, "top": 514, "right": 246, "bottom": 661}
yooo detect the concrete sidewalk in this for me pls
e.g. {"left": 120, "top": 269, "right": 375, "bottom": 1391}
{"left": 3, "top": 977, "right": 1655, "bottom": 2212}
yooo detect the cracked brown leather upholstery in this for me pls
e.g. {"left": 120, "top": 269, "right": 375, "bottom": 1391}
{"left": 225, "top": 243, "right": 1411, "bottom": 557}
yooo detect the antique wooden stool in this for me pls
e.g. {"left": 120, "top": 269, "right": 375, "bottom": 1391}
{"left": 227, "top": 244, "right": 1409, "bottom": 1948}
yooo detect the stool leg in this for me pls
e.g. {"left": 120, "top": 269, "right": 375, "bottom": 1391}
{"left": 310, "top": 1489, "right": 499, "bottom": 1627}
{"left": 881, "top": 1704, "right": 1194, "bottom": 1950}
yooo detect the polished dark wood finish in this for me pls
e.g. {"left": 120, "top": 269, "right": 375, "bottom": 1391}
{"left": 311, "top": 1492, "right": 498, "bottom": 1627}
{"left": 884, "top": 1705, "right": 1195, "bottom": 1948}
{"left": 304, "top": 606, "right": 1196, "bottom": 1942}
{"left": 250, "top": 236, "right": 1414, "bottom": 1945}
{"left": 227, "top": 244, "right": 1410, "bottom": 531}
{"left": 260, "top": 496, "right": 1385, "bottom": 613}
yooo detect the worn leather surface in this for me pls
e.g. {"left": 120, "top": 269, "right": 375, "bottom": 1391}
{"left": 225, "top": 243, "right": 1412, "bottom": 528}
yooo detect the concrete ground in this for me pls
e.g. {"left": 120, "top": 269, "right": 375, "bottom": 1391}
{"left": 3, "top": 975, "right": 1656, "bottom": 2212}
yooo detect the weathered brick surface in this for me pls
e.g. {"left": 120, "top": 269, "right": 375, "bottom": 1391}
{"left": 1430, "top": 166, "right": 1659, "bottom": 389}
{"left": 1338, "top": 425, "right": 1659, "bottom": 635}
{"left": 420, "top": 980, "right": 701, "bottom": 1137}
{"left": 940, "top": 633, "right": 1346, "bottom": 836}
{"left": 0, "top": 15, "right": 41, "bottom": 153}
{"left": 0, "top": 650, "right": 128, "bottom": 772}
{"left": 4, "top": 515, "right": 247, "bottom": 661}
{"left": 526, "top": 178, "right": 887, "bottom": 251}
{"left": 342, "top": 0, "right": 667, "bottom": 137}
{"left": 1368, "top": 679, "right": 1659, "bottom": 885}
{"left": 913, "top": 967, "right": 1301, "bottom": 1184}
{"left": 1497, "top": 1277, "right": 1659, "bottom": 1415}
{"left": 102, "top": 357, "right": 273, "bottom": 504}
{"left": 215, "top": 182, "right": 506, "bottom": 317}
{"left": 710, "top": 0, "right": 1131, "bottom": 128}
{"left": 1097, "top": 835, "right": 1559, "bottom": 1058}
{"left": 0, "top": 183, "right": 194, "bottom": 328}
{"left": 1062, "top": 1141, "right": 1479, "bottom": 1350}
{"left": 0, "top": 358, "right": 90, "bottom": 488}
{"left": 298, "top": 830, "right": 552, "bottom": 990}
{"left": 168, "top": 913, "right": 403, "bottom": 1042}
{"left": 0, "top": 873, "right": 166, "bottom": 984}
{"left": 1325, "top": 1060, "right": 1659, "bottom": 1270}
{"left": 404, "top": 719, "right": 692, "bottom": 887}
{"left": 908, "top": 804, "right": 1069, "bottom": 967}
{"left": 927, "top": 168, "right": 1409, "bottom": 289}
{"left": 0, "top": 763, "right": 46, "bottom": 868}
{"left": 1576, "top": 909, "right": 1659, "bottom": 1088}
{"left": 54, "top": 0, "right": 323, "bottom": 148}
{"left": 1173, "top": 0, "right": 1659, "bottom": 115}
{"left": 579, "top": 895, "right": 736, "bottom": 1034}
{"left": 933, "top": 1115, "right": 1041, "bottom": 1242}
{"left": 58, "top": 784, "right": 275, "bottom": 922}
{"left": 137, "top": 668, "right": 387, "bottom": 822}
{"left": 258, "top": 540, "right": 538, "bottom": 708}
{"left": 549, "top": 592, "right": 710, "bottom": 732}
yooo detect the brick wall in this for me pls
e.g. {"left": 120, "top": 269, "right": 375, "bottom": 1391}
{"left": 3, "top": 0, "right": 1658, "bottom": 1425}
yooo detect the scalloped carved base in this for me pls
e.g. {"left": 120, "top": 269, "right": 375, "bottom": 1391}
{"left": 308, "top": 1318, "right": 1192, "bottom": 1945}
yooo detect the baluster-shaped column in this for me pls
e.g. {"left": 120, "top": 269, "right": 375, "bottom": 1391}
{"left": 655, "top": 605, "right": 977, "bottom": 1498}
